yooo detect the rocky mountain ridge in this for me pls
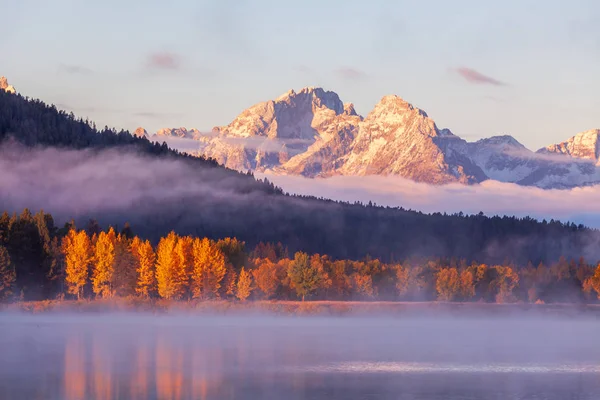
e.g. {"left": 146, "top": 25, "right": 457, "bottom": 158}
{"left": 141, "top": 87, "right": 600, "bottom": 189}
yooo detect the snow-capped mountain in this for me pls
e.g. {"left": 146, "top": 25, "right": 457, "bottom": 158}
{"left": 146, "top": 87, "right": 600, "bottom": 189}
{"left": 540, "top": 129, "right": 600, "bottom": 164}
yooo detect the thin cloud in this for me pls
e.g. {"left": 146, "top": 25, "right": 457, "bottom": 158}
{"left": 456, "top": 67, "right": 506, "bottom": 86}
{"left": 334, "top": 67, "right": 368, "bottom": 80}
{"left": 58, "top": 64, "right": 94, "bottom": 75}
{"left": 147, "top": 51, "right": 181, "bottom": 70}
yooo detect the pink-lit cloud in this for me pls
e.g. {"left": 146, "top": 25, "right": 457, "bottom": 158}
{"left": 456, "top": 67, "right": 505, "bottom": 86}
{"left": 147, "top": 52, "right": 181, "bottom": 70}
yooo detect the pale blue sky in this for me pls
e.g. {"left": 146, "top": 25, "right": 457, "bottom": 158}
{"left": 1, "top": 0, "right": 599, "bottom": 149}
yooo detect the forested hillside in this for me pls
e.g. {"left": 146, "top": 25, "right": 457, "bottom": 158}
{"left": 0, "top": 89, "right": 598, "bottom": 267}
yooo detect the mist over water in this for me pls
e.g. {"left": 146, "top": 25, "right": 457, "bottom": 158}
{"left": 2, "top": 313, "right": 600, "bottom": 399}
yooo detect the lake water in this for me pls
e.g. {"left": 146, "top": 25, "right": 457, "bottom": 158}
{"left": 1, "top": 313, "right": 600, "bottom": 399}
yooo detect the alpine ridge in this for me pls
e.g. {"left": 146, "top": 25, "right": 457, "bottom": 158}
{"left": 146, "top": 87, "right": 600, "bottom": 189}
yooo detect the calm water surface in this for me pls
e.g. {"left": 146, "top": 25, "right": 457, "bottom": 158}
{"left": 1, "top": 313, "right": 600, "bottom": 399}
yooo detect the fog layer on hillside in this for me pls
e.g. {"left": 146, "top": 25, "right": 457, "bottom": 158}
{"left": 261, "top": 173, "right": 600, "bottom": 228}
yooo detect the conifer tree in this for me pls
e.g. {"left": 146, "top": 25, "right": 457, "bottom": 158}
{"left": 235, "top": 267, "right": 252, "bottom": 301}
{"left": 62, "top": 230, "right": 92, "bottom": 299}
{"left": 113, "top": 233, "right": 137, "bottom": 296}
{"left": 0, "top": 245, "right": 16, "bottom": 300}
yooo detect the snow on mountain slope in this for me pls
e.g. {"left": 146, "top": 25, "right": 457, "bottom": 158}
{"left": 140, "top": 87, "right": 600, "bottom": 189}
{"left": 540, "top": 129, "right": 600, "bottom": 164}
{"left": 204, "top": 87, "right": 361, "bottom": 171}
{"left": 338, "top": 95, "right": 485, "bottom": 183}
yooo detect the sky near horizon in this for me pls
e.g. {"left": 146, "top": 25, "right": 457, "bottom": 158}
{"left": 1, "top": 0, "right": 599, "bottom": 150}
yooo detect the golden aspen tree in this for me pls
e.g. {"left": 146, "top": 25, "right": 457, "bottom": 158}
{"left": 191, "top": 238, "right": 226, "bottom": 299}
{"left": 395, "top": 264, "right": 410, "bottom": 299}
{"left": 459, "top": 269, "right": 475, "bottom": 300}
{"left": 492, "top": 265, "right": 519, "bottom": 303}
{"left": 155, "top": 232, "right": 179, "bottom": 300}
{"left": 235, "top": 267, "right": 253, "bottom": 301}
{"left": 435, "top": 268, "right": 461, "bottom": 301}
{"left": 173, "top": 235, "right": 193, "bottom": 299}
{"left": 62, "top": 229, "right": 93, "bottom": 299}
{"left": 92, "top": 228, "right": 116, "bottom": 298}
{"left": 222, "top": 266, "right": 237, "bottom": 298}
{"left": 131, "top": 237, "right": 156, "bottom": 298}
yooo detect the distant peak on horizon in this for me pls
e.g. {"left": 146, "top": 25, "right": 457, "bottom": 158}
{"left": 0, "top": 76, "right": 16, "bottom": 94}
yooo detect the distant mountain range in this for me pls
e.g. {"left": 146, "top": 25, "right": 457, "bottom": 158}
{"left": 140, "top": 87, "right": 600, "bottom": 189}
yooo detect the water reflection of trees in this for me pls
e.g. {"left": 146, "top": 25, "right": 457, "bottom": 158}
{"left": 63, "top": 332, "right": 86, "bottom": 400}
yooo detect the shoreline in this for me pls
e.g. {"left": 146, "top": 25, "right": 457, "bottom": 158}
{"left": 3, "top": 299, "right": 600, "bottom": 317}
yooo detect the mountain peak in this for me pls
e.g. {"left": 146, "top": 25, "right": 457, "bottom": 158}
{"left": 542, "top": 129, "right": 600, "bottom": 162}
{"left": 133, "top": 127, "right": 149, "bottom": 138}
{"left": 0, "top": 76, "right": 16, "bottom": 94}
{"left": 371, "top": 95, "right": 428, "bottom": 118}
{"left": 475, "top": 135, "right": 525, "bottom": 148}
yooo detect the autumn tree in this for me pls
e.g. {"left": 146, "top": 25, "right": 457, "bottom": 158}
{"left": 435, "top": 268, "right": 461, "bottom": 301}
{"left": 91, "top": 228, "right": 116, "bottom": 298}
{"left": 459, "top": 269, "right": 475, "bottom": 300}
{"left": 236, "top": 267, "right": 253, "bottom": 301}
{"left": 0, "top": 245, "right": 16, "bottom": 300}
{"left": 492, "top": 265, "right": 520, "bottom": 303}
{"left": 62, "top": 229, "right": 93, "bottom": 299}
{"left": 287, "top": 252, "right": 327, "bottom": 301}
{"left": 252, "top": 258, "right": 280, "bottom": 299}
{"left": 131, "top": 237, "right": 156, "bottom": 298}
{"left": 395, "top": 264, "right": 410, "bottom": 299}
{"left": 222, "top": 267, "right": 238, "bottom": 298}
{"left": 191, "top": 238, "right": 226, "bottom": 299}
{"left": 155, "top": 232, "right": 184, "bottom": 300}
{"left": 584, "top": 263, "right": 600, "bottom": 299}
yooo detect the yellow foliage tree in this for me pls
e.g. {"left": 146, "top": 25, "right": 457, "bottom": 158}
{"left": 460, "top": 270, "right": 475, "bottom": 300}
{"left": 155, "top": 232, "right": 185, "bottom": 300}
{"left": 131, "top": 237, "right": 156, "bottom": 298}
{"left": 395, "top": 264, "right": 410, "bottom": 299}
{"left": 236, "top": 267, "right": 253, "bottom": 301}
{"left": 435, "top": 268, "right": 461, "bottom": 301}
{"left": 174, "top": 235, "right": 193, "bottom": 298}
{"left": 191, "top": 238, "right": 226, "bottom": 299}
{"left": 222, "top": 266, "right": 237, "bottom": 298}
{"left": 62, "top": 229, "right": 93, "bottom": 299}
{"left": 91, "top": 228, "right": 116, "bottom": 298}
